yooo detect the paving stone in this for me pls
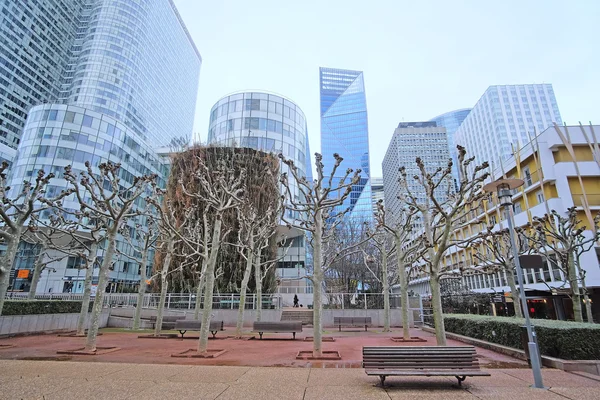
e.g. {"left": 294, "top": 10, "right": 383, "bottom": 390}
{"left": 0, "top": 376, "right": 78, "bottom": 400}
{"left": 387, "top": 388, "right": 478, "bottom": 399}
{"left": 549, "top": 386, "right": 600, "bottom": 400}
{"left": 308, "top": 368, "right": 376, "bottom": 386}
{"left": 100, "top": 363, "right": 193, "bottom": 381}
{"left": 168, "top": 365, "right": 250, "bottom": 383}
{"left": 217, "top": 382, "right": 305, "bottom": 400}
{"left": 129, "top": 381, "right": 228, "bottom": 400}
{"left": 234, "top": 366, "right": 310, "bottom": 385}
{"left": 42, "top": 378, "right": 149, "bottom": 400}
{"left": 467, "top": 386, "right": 568, "bottom": 399}
{"left": 501, "top": 368, "right": 600, "bottom": 387}
{"left": 304, "top": 385, "right": 390, "bottom": 400}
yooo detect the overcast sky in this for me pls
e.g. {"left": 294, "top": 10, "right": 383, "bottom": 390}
{"left": 173, "top": 0, "right": 599, "bottom": 177}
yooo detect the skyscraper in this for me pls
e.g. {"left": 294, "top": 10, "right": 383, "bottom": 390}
{"left": 0, "top": 0, "right": 200, "bottom": 159}
{"left": 382, "top": 122, "right": 451, "bottom": 229}
{"left": 5, "top": 0, "right": 201, "bottom": 294}
{"left": 454, "top": 84, "right": 562, "bottom": 170}
{"left": 0, "top": 0, "right": 86, "bottom": 159}
{"left": 430, "top": 109, "right": 471, "bottom": 185}
{"left": 319, "top": 67, "right": 372, "bottom": 220}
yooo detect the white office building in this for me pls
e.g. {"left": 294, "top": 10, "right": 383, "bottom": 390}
{"left": 454, "top": 84, "right": 562, "bottom": 171}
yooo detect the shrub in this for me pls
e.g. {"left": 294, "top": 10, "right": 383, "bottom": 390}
{"left": 1, "top": 301, "right": 92, "bottom": 316}
{"left": 444, "top": 314, "right": 600, "bottom": 360}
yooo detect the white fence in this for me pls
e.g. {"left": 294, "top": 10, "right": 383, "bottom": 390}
{"left": 5, "top": 292, "right": 423, "bottom": 320}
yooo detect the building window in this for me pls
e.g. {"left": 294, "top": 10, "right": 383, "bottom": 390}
{"left": 514, "top": 202, "right": 522, "bottom": 215}
{"left": 65, "top": 111, "right": 75, "bottom": 123}
{"left": 82, "top": 115, "right": 93, "bottom": 127}
{"left": 245, "top": 99, "right": 260, "bottom": 111}
{"left": 522, "top": 167, "right": 532, "bottom": 187}
{"left": 536, "top": 190, "right": 544, "bottom": 204}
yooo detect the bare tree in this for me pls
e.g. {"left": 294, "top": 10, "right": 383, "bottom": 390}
{"left": 363, "top": 227, "right": 394, "bottom": 332}
{"left": 280, "top": 152, "right": 368, "bottom": 357}
{"left": 528, "top": 208, "right": 600, "bottom": 323}
{"left": 0, "top": 162, "right": 74, "bottom": 314}
{"left": 374, "top": 201, "right": 421, "bottom": 338}
{"left": 180, "top": 152, "right": 244, "bottom": 354}
{"left": 472, "top": 226, "right": 529, "bottom": 318}
{"left": 399, "top": 146, "right": 489, "bottom": 345}
{"left": 64, "top": 162, "right": 156, "bottom": 351}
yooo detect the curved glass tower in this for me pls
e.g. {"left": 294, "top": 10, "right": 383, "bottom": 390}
{"left": 430, "top": 108, "right": 471, "bottom": 185}
{"left": 208, "top": 91, "right": 312, "bottom": 301}
{"left": 5, "top": 0, "right": 201, "bottom": 294}
{"left": 319, "top": 67, "right": 371, "bottom": 221}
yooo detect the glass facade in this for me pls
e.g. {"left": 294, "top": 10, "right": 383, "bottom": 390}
{"left": 207, "top": 91, "right": 312, "bottom": 294}
{"left": 7, "top": 104, "right": 168, "bottom": 292}
{"left": 3, "top": 0, "right": 201, "bottom": 294}
{"left": 0, "top": 0, "right": 85, "bottom": 151}
{"left": 319, "top": 67, "right": 372, "bottom": 221}
{"left": 0, "top": 0, "right": 201, "bottom": 158}
{"left": 430, "top": 109, "right": 471, "bottom": 185}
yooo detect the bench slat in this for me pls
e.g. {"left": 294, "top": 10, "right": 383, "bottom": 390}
{"left": 365, "top": 369, "right": 490, "bottom": 377}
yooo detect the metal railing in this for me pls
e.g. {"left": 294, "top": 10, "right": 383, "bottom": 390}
{"left": 5, "top": 292, "right": 424, "bottom": 319}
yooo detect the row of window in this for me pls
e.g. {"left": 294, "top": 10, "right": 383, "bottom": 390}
{"left": 210, "top": 98, "right": 305, "bottom": 127}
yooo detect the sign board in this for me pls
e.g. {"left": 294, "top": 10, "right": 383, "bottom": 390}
{"left": 90, "top": 284, "right": 98, "bottom": 297}
{"left": 491, "top": 293, "right": 505, "bottom": 303}
{"left": 16, "top": 269, "right": 30, "bottom": 279}
{"left": 519, "top": 255, "right": 543, "bottom": 270}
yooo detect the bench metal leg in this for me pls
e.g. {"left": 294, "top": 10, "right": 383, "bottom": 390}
{"left": 339, "top": 325, "right": 341, "bottom": 332}
{"left": 379, "top": 375, "right": 386, "bottom": 387}
{"left": 293, "top": 332, "right": 296, "bottom": 340}
{"left": 179, "top": 330, "right": 186, "bottom": 339}
{"left": 259, "top": 332, "right": 263, "bottom": 340}
{"left": 211, "top": 331, "right": 217, "bottom": 339}
{"left": 365, "top": 325, "right": 367, "bottom": 332}
{"left": 456, "top": 376, "right": 466, "bottom": 386}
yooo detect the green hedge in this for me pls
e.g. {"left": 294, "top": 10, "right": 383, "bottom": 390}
{"left": 444, "top": 314, "right": 600, "bottom": 360}
{"left": 1, "top": 301, "right": 92, "bottom": 316}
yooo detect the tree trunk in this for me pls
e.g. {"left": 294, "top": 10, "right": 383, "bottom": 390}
{"left": 381, "top": 248, "right": 390, "bottom": 333}
{"left": 254, "top": 253, "right": 263, "bottom": 322}
{"left": 77, "top": 243, "right": 97, "bottom": 336}
{"left": 193, "top": 272, "right": 205, "bottom": 320}
{"left": 154, "top": 239, "right": 174, "bottom": 336}
{"left": 85, "top": 231, "right": 116, "bottom": 351}
{"left": 0, "top": 235, "right": 21, "bottom": 315}
{"left": 236, "top": 245, "right": 254, "bottom": 337}
{"left": 198, "top": 218, "right": 222, "bottom": 354}
{"left": 133, "top": 248, "right": 149, "bottom": 331}
{"left": 567, "top": 257, "right": 583, "bottom": 322}
{"left": 429, "top": 275, "right": 447, "bottom": 346}
{"left": 395, "top": 236, "right": 410, "bottom": 339}
{"left": 506, "top": 267, "right": 522, "bottom": 318}
{"left": 312, "top": 209, "right": 323, "bottom": 357}
{"left": 28, "top": 246, "right": 46, "bottom": 299}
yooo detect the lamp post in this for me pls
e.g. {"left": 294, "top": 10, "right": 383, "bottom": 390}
{"left": 483, "top": 178, "right": 545, "bottom": 389}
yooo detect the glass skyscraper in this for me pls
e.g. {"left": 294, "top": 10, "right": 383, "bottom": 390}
{"left": 430, "top": 108, "right": 471, "bottom": 185}
{"left": 4, "top": 0, "right": 201, "bottom": 294}
{"left": 319, "top": 67, "right": 372, "bottom": 221}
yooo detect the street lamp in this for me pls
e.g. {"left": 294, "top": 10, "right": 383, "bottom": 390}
{"left": 483, "top": 178, "right": 545, "bottom": 389}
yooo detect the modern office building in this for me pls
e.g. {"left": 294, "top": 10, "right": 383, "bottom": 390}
{"left": 454, "top": 84, "right": 562, "bottom": 171}
{"left": 408, "top": 124, "right": 600, "bottom": 321}
{"left": 371, "top": 177, "right": 384, "bottom": 215}
{"left": 6, "top": 0, "right": 201, "bottom": 294}
{"left": 430, "top": 109, "right": 471, "bottom": 186}
{"left": 319, "top": 67, "right": 372, "bottom": 221}
{"left": 382, "top": 122, "right": 452, "bottom": 229}
{"left": 207, "top": 91, "right": 313, "bottom": 304}
{"left": 0, "top": 0, "right": 86, "bottom": 161}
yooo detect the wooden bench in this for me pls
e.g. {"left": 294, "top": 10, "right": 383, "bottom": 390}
{"left": 149, "top": 315, "right": 180, "bottom": 330}
{"left": 253, "top": 321, "right": 302, "bottom": 339}
{"left": 174, "top": 319, "right": 224, "bottom": 338}
{"left": 362, "top": 346, "right": 490, "bottom": 386}
{"left": 334, "top": 316, "right": 372, "bottom": 331}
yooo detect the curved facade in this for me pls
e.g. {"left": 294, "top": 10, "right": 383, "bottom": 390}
{"left": 8, "top": 103, "right": 168, "bottom": 293}
{"left": 208, "top": 91, "right": 312, "bottom": 300}
{"left": 62, "top": 0, "right": 201, "bottom": 147}
{"left": 430, "top": 108, "right": 471, "bottom": 185}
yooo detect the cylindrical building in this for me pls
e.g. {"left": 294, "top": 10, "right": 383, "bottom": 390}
{"left": 207, "top": 91, "right": 313, "bottom": 304}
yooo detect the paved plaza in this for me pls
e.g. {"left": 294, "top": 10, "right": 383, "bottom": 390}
{"left": 1, "top": 359, "right": 600, "bottom": 399}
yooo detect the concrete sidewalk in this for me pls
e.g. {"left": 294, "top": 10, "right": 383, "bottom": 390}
{"left": 0, "top": 360, "right": 599, "bottom": 399}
